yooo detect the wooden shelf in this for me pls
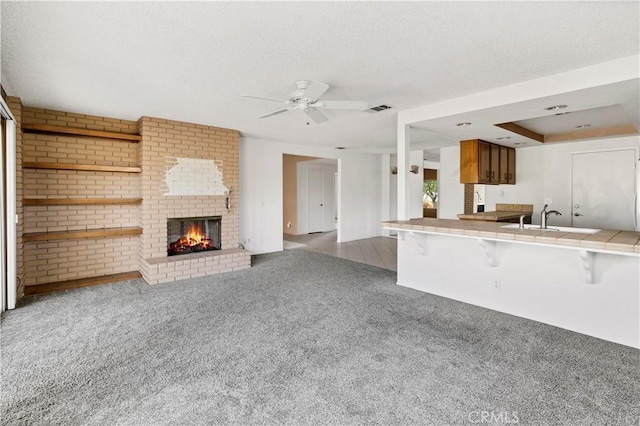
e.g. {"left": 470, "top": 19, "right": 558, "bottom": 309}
{"left": 23, "top": 197, "right": 143, "bottom": 206}
{"left": 23, "top": 162, "right": 142, "bottom": 173}
{"left": 24, "top": 271, "right": 143, "bottom": 296}
{"left": 24, "top": 227, "right": 143, "bottom": 242}
{"left": 22, "top": 123, "right": 141, "bottom": 142}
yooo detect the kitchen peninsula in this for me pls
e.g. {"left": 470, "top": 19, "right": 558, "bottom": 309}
{"left": 458, "top": 203, "right": 533, "bottom": 223}
{"left": 383, "top": 218, "right": 640, "bottom": 348}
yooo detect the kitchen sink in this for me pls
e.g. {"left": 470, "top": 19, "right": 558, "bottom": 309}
{"left": 500, "top": 224, "right": 600, "bottom": 234}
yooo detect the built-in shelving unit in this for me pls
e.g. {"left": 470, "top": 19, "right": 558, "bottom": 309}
{"left": 21, "top": 119, "right": 144, "bottom": 295}
{"left": 22, "top": 123, "right": 141, "bottom": 142}
{"left": 23, "top": 162, "right": 142, "bottom": 173}
{"left": 23, "top": 227, "right": 143, "bottom": 242}
{"left": 23, "top": 197, "right": 143, "bottom": 206}
{"left": 24, "top": 271, "right": 143, "bottom": 296}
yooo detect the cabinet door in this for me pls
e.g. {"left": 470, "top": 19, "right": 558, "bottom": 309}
{"left": 507, "top": 148, "right": 516, "bottom": 184}
{"left": 499, "top": 146, "right": 508, "bottom": 184}
{"left": 477, "top": 141, "right": 492, "bottom": 183}
{"left": 460, "top": 140, "right": 479, "bottom": 183}
{"left": 489, "top": 144, "right": 500, "bottom": 184}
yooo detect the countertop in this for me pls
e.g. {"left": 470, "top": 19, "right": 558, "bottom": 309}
{"left": 457, "top": 211, "right": 532, "bottom": 221}
{"left": 381, "top": 218, "right": 640, "bottom": 255}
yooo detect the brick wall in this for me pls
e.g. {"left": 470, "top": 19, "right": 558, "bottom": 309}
{"left": 464, "top": 183, "right": 475, "bottom": 214}
{"left": 137, "top": 117, "right": 249, "bottom": 284}
{"left": 20, "top": 107, "right": 141, "bottom": 286}
{"left": 14, "top": 103, "right": 249, "bottom": 291}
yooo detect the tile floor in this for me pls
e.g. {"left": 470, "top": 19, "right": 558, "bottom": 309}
{"left": 283, "top": 230, "right": 398, "bottom": 271}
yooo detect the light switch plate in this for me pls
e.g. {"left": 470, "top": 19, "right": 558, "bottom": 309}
{"left": 544, "top": 198, "right": 552, "bottom": 204}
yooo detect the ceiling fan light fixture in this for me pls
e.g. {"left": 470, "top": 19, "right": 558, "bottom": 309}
{"left": 242, "top": 80, "right": 367, "bottom": 124}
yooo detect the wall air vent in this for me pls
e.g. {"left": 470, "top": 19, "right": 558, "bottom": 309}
{"left": 366, "top": 105, "right": 392, "bottom": 113}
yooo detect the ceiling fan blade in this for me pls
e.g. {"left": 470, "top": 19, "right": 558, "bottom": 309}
{"left": 241, "top": 94, "right": 288, "bottom": 103}
{"left": 312, "top": 100, "right": 368, "bottom": 110}
{"left": 258, "top": 108, "right": 291, "bottom": 119}
{"left": 304, "top": 108, "right": 328, "bottom": 124}
{"left": 303, "top": 81, "right": 330, "bottom": 101}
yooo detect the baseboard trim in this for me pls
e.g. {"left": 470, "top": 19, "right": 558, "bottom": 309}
{"left": 24, "top": 271, "right": 142, "bottom": 296}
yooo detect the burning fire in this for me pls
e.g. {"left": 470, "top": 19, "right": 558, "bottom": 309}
{"left": 184, "top": 226, "right": 210, "bottom": 247}
{"left": 168, "top": 225, "right": 215, "bottom": 255}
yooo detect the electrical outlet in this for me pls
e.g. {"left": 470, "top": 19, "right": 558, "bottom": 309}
{"left": 499, "top": 190, "right": 505, "bottom": 198}
{"left": 287, "top": 221, "right": 291, "bottom": 228}
{"left": 544, "top": 198, "right": 552, "bottom": 204}
{"left": 493, "top": 280, "right": 501, "bottom": 291}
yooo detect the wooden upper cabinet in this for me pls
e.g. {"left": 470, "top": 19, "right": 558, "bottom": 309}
{"left": 506, "top": 147, "right": 516, "bottom": 184}
{"left": 460, "top": 139, "right": 516, "bottom": 185}
{"left": 499, "top": 146, "right": 509, "bottom": 184}
{"left": 461, "top": 139, "right": 487, "bottom": 183}
{"left": 489, "top": 144, "right": 500, "bottom": 184}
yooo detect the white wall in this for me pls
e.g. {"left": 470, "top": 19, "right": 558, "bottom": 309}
{"left": 240, "top": 137, "right": 381, "bottom": 254}
{"left": 438, "top": 146, "right": 465, "bottom": 219}
{"left": 483, "top": 136, "right": 640, "bottom": 227}
{"left": 296, "top": 160, "right": 337, "bottom": 234}
{"left": 437, "top": 136, "right": 640, "bottom": 226}
{"left": 338, "top": 152, "right": 381, "bottom": 242}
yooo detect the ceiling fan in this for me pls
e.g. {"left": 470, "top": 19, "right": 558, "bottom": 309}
{"left": 241, "top": 80, "right": 368, "bottom": 124}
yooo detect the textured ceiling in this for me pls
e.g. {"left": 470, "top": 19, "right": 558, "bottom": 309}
{"left": 2, "top": 2, "right": 638, "bottom": 153}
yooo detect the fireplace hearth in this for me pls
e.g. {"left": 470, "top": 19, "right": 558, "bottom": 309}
{"left": 167, "top": 216, "right": 221, "bottom": 256}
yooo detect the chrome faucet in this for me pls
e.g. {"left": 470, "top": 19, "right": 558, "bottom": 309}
{"left": 540, "top": 204, "right": 562, "bottom": 229}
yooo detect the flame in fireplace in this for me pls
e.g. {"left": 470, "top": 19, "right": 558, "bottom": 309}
{"left": 184, "top": 225, "right": 209, "bottom": 247}
{"left": 169, "top": 224, "right": 216, "bottom": 255}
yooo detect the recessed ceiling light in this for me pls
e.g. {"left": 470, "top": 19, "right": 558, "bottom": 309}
{"left": 544, "top": 104, "right": 567, "bottom": 111}
{"left": 513, "top": 142, "right": 527, "bottom": 146}
{"left": 456, "top": 122, "right": 472, "bottom": 127}
{"left": 496, "top": 136, "right": 511, "bottom": 140}
{"left": 555, "top": 111, "right": 572, "bottom": 116}
{"left": 575, "top": 124, "right": 591, "bottom": 129}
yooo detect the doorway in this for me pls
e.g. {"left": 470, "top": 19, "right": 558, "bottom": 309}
{"left": 308, "top": 169, "right": 325, "bottom": 233}
{"left": 282, "top": 154, "right": 339, "bottom": 247}
{"left": 571, "top": 148, "right": 638, "bottom": 231}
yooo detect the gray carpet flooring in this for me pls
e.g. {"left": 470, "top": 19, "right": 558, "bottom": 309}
{"left": 1, "top": 250, "right": 638, "bottom": 425}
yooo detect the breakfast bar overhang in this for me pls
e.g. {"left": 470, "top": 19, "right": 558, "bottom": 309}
{"left": 383, "top": 218, "right": 640, "bottom": 348}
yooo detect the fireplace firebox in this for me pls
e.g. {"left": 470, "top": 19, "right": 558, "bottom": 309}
{"left": 167, "top": 216, "right": 221, "bottom": 256}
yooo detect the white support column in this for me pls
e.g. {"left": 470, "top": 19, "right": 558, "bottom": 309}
{"left": 6, "top": 119, "right": 16, "bottom": 310}
{"left": 380, "top": 154, "right": 391, "bottom": 237}
{"left": 397, "top": 123, "right": 411, "bottom": 220}
{"left": 0, "top": 97, "right": 17, "bottom": 311}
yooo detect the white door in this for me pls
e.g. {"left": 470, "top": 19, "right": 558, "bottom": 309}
{"left": 572, "top": 149, "right": 637, "bottom": 231}
{"left": 308, "top": 169, "right": 325, "bottom": 233}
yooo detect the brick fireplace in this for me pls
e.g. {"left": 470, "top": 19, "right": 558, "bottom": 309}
{"left": 137, "top": 116, "right": 250, "bottom": 285}
{"left": 11, "top": 100, "right": 250, "bottom": 296}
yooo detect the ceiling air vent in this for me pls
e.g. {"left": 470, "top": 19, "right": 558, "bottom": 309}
{"left": 366, "top": 104, "right": 392, "bottom": 113}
